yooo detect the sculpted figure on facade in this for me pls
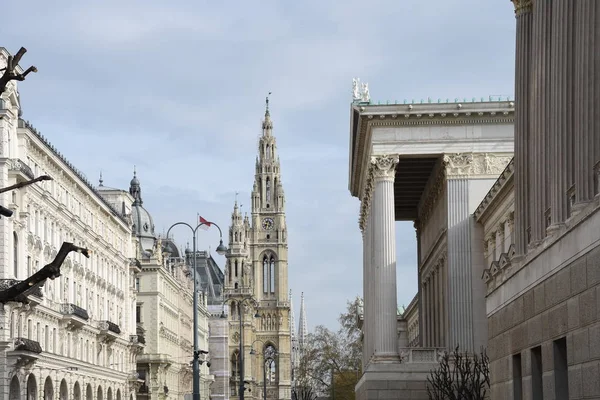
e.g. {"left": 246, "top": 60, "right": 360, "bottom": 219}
{"left": 352, "top": 78, "right": 361, "bottom": 101}
{"left": 361, "top": 82, "right": 370, "bottom": 102}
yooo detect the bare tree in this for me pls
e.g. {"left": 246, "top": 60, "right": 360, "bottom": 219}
{"left": 426, "top": 346, "right": 490, "bottom": 400}
{"left": 0, "top": 47, "right": 37, "bottom": 95}
{"left": 0, "top": 241, "right": 90, "bottom": 303}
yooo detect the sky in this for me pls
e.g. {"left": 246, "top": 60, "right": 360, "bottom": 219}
{"left": 2, "top": 1, "right": 516, "bottom": 331}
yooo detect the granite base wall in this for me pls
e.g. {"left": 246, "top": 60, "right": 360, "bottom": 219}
{"left": 488, "top": 244, "right": 600, "bottom": 400}
{"left": 355, "top": 363, "right": 435, "bottom": 400}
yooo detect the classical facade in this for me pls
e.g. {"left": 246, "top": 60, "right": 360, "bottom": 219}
{"left": 0, "top": 48, "right": 140, "bottom": 399}
{"left": 477, "top": 2, "right": 600, "bottom": 399}
{"left": 224, "top": 100, "right": 292, "bottom": 400}
{"left": 348, "top": 85, "right": 515, "bottom": 399}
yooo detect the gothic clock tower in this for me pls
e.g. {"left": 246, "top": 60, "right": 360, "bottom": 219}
{"left": 225, "top": 97, "right": 291, "bottom": 400}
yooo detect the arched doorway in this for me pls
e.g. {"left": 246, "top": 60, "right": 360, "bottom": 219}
{"left": 73, "top": 382, "right": 82, "bottom": 400}
{"left": 9, "top": 375, "right": 20, "bottom": 400}
{"left": 107, "top": 387, "right": 113, "bottom": 400}
{"left": 116, "top": 389, "right": 122, "bottom": 400}
{"left": 26, "top": 374, "right": 37, "bottom": 400}
{"left": 59, "top": 379, "right": 69, "bottom": 400}
{"left": 97, "top": 386, "right": 103, "bottom": 400}
{"left": 86, "top": 384, "right": 93, "bottom": 400}
{"left": 43, "top": 377, "right": 54, "bottom": 400}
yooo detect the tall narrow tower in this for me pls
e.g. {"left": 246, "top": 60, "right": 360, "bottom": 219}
{"left": 297, "top": 292, "right": 308, "bottom": 351}
{"left": 225, "top": 95, "right": 291, "bottom": 400}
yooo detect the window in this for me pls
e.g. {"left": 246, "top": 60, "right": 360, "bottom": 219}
{"left": 531, "top": 346, "right": 542, "bottom": 400}
{"left": 270, "top": 259, "right": 275, "bottom": 293}
{"left": 512, "top": 353, "right": 522, "bottom": 400}
{"left": 135, "top": 277, "right": 140, "bottom": 292}
{"left": 264, "top": 345, "right": 277, "bottom": 384}
{"left": 13, "top": 232, "right": 18, "bottom": 278}
{"left": 554, "top": 337, "right": 569, "bottom": 399}
{"left": 235, "top": 260, "right": 238, "bottom": 277}
{"left": 136, "top": 305, "right": 142, "bottom": 323}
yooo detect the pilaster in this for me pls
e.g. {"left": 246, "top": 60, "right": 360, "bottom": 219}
{"left": 370, "top": 154, "right": 400, "bottom": 362}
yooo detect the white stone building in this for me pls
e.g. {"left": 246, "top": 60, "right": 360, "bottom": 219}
{"left": 347, "top": 87, "right": 515, "bottom": 399}
{"left": 0, "top": 48, "right": 141, "bottom": 400}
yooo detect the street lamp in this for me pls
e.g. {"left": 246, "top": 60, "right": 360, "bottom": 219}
{"left": 225, "top": 296, "right": 260, "bottom": 400}
{"left": 166, "top": 219, "right": 227, "bottom": 400}
{"left": 249, "top": 339, "right": 278, "bottom": 400}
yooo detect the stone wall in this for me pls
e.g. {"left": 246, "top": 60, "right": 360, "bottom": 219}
{"left": 488, "top": 244, "right": 600, "bottom": 399}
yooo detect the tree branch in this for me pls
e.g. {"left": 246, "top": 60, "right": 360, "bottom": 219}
{"left": 0, "top": 242, "right": 90, "bottom": 303}
{"left": 0, "top": 47, "right": 37, "bottom": 95}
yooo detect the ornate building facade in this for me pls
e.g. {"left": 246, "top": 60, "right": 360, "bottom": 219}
{"left": 0, "top": 48, "right": 140, "bottom": 399}
{"left": 225, "top": 100, "right": 291, "bottom": 400}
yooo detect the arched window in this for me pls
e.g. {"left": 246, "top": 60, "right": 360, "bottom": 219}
{"left": 266, "top": 178, "right": 271, "bottom": 203}
{"left": 270, "top": 257, "right": 275, "bottom": 294}
{"left": 13, "top": 232, "right": 18, "bottom": 278}
{"left": 264, "top": 345, "right": 277, "bottom": 384}
{"left": 263, "top": 254, "right": 276, "bottom": 294}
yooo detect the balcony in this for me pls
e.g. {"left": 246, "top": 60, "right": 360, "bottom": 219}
{"left": 97, "top": 320, "right": 121, "bottom": 342}
{"left": 7, "top": 337, "right": 42, "bottom": 368}
{"left": 7, "top": 158, "right": 34, "bottom": 180}
{"left": 129, "top": 335, "right": 145, "bottom": 352}
{"left": 61, "top": 303, "right": 89, "bottom": 329}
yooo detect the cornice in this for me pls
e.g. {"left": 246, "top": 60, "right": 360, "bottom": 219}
{"left": 474, "top": 158, "right": 515, "bottom": 221}
{"left": 19, "top": 119, "right": 129, "bottom": 228}
{"left": 349, "top": 101, "right": 515, "bottom": 198}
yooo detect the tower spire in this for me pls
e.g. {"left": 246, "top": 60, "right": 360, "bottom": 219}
{"left": 265, "top": 91, "right": 272, "bottom": 117}
{"left": 290, "top": 290, "right": 298, "bottom": 369}
{"left": 298, "top": 292, "right": 308, "bottom": 350}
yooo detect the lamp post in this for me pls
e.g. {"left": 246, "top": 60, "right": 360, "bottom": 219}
{"left": 166, "top": 220, "right": 227, "bottom": 400}
{"left": 249, "top": 339, "right": 267, "bottom": 400}
{"left": 225, "top": 296, "right": 259, "bottom": 400}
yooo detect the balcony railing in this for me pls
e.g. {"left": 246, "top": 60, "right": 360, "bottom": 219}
{"left": 224, "top": 287, "right": 252, "bottom": 295}
{"left": 61, "top": 303, "right": 89, "bottom": 320}
{"left": 98, "top": 320, "right": 121, "bottom": 334}
{"left": 399, "top": 347, "right": 444, "bottom": 364}
{"left": 8, "top": 158, "right": 34, "bottom": 180}
{"left": 14, "top": 338, "right": 42, "bottom": 354}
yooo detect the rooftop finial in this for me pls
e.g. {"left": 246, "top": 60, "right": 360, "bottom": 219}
{"left": 133, "top": 165, "right": 137, "bottom": 177}
{"left": 265, "top": 92, "right": 272, "bottom": 116}
{"left": 99, "top": 170, "right": 103, "bottom": 187}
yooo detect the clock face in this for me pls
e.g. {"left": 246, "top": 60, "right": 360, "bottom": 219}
{"left": 262, "top": 218, "right": 274, "bottom": 230}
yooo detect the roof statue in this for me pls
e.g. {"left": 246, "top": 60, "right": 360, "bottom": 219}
{"left": 352, "top": 78, "right": 371, "bottom": 103}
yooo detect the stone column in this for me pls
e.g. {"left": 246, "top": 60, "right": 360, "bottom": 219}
{"left": 435, "top": 266, "right": 440, "bottom": 347}
{"left": 370, "top": 155, "right": 400, "bottom": 361}
{"left": 550, "top": 0, "right": 575, "bottom": 226}
{"left": 574, "top": 0, "right": 597, "bottom": 205}
{"left": 359, "top": 166, "right": 375, "bottom": 366}
{"left": 512, "top": 0, "right": 533, "bottom": 254}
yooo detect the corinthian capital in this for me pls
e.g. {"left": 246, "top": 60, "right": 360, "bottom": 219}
{"left": 512, "top": 0, "right": 533, "bottom": 16}
{"left": 370, "top": 155, "right": 399, "bottom": 181}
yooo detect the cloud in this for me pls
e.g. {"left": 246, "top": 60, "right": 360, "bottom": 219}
{"left": 3, "top": 0, "right": 517, "bottom": 331}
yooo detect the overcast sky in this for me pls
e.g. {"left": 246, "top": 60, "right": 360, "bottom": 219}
{"left": 3, "top": 1, "right": 516, "bottom": 331}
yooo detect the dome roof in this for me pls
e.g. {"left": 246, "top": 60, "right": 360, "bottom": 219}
{"left": 129, "top": 169, "right": 156, "bottom": 254}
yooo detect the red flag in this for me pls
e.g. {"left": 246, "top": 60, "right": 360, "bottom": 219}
{"left": 199, "top": 216, "right": 211, "bottom": 230}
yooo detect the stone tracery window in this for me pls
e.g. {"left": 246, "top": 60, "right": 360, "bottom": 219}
{"left": 264, "top": 344, "right": 277, "bottom": 384}
{"left": 263, "top": 254, "right": 276, "bottom": 294}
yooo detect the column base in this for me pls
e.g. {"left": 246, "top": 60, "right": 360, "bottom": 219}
{"left": 356, "top": 362, "right": 435, "bottom": 400}
{"left": 371, "top": 353, "right": 401, "bottom": 363}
